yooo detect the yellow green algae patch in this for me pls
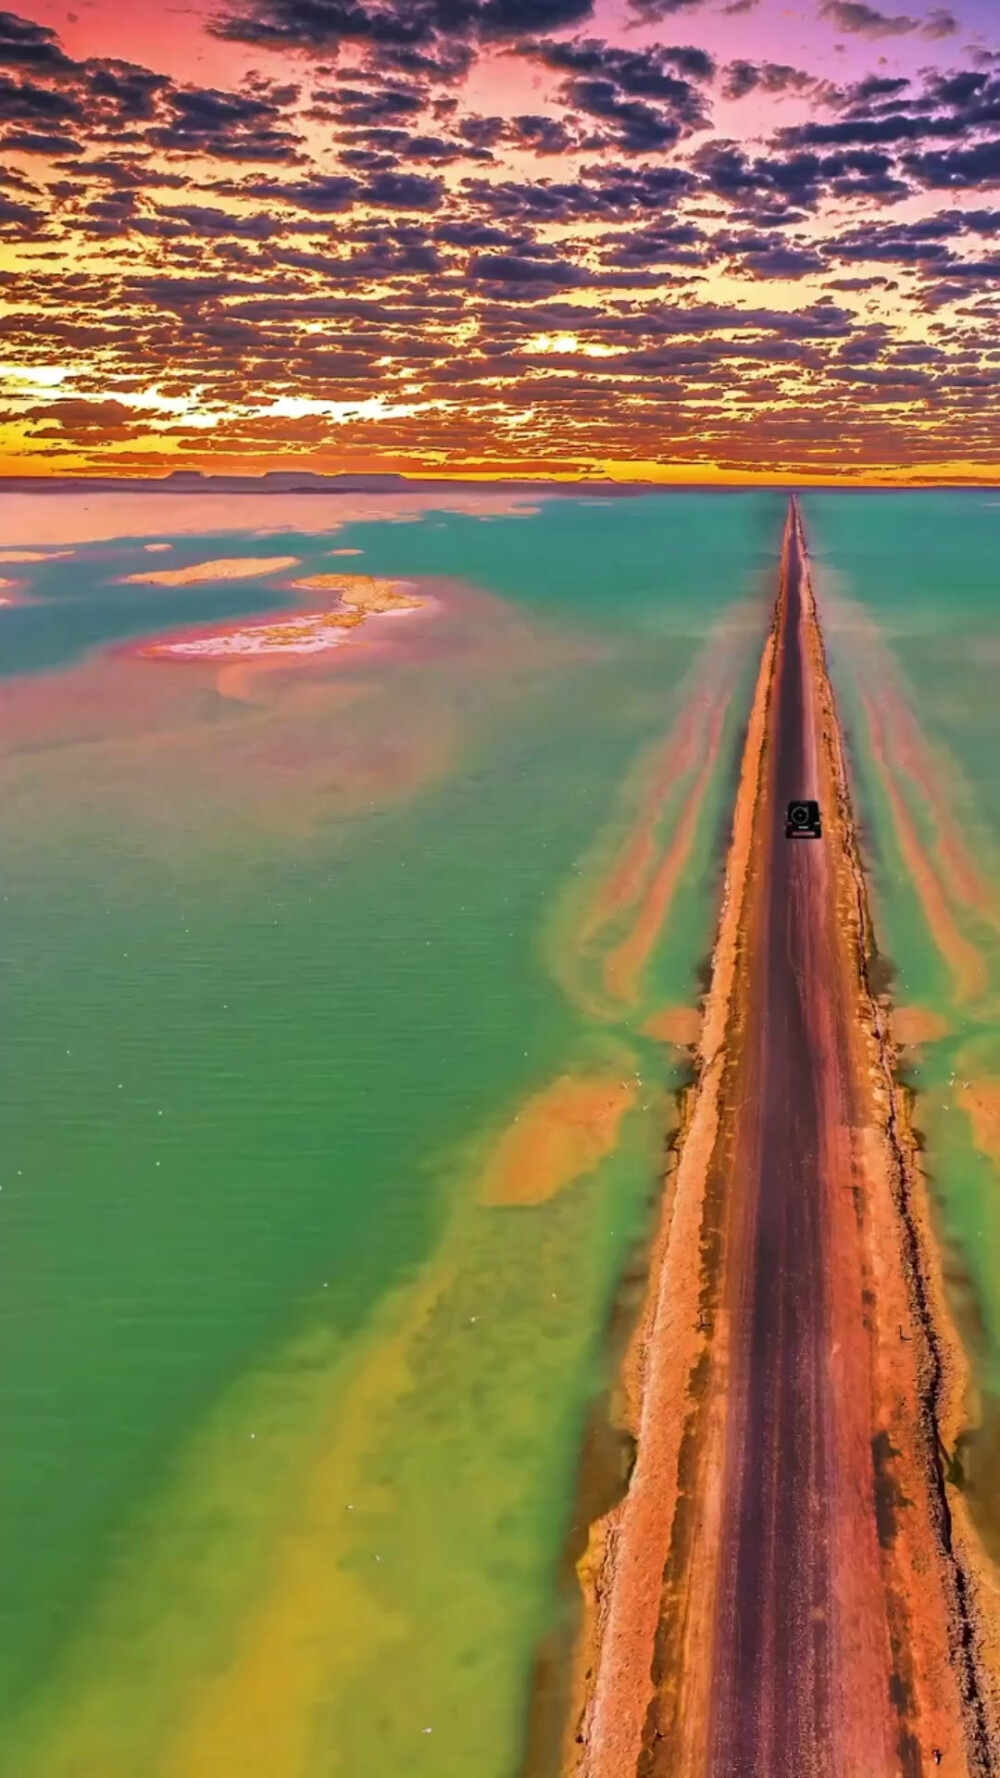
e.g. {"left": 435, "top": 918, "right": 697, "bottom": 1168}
{"left": 121, "top": 557, "right": 301, "bottom": 586}
{"left": 0, "top": 1128, "right": 659, "bottom": 1778}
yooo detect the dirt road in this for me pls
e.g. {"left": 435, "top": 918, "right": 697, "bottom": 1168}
{"left": 707, "top": 498, "right": 837, "bottom": 1775}
{"left": 565, "top": 500, "right": 997, "bottom": 1778}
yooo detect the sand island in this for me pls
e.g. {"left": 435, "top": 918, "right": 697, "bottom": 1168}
{"left": 141, "top": 574, "right": 426, "bottom": 660}
{"left": 121, "top": 555, "right": 301, "bottom": 586}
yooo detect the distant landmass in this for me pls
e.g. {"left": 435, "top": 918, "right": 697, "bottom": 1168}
{"left": 0, "top": 469, "right": 646, "bottom": 496}
{"left": 0, "top": 470, "right": 946, "bottom": 495}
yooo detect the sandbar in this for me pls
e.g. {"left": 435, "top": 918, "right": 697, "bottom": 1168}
{"left": 143, "top": 611, "right": 362, "bottom": 659}
{"left": 0, "top": 549, "right": 71, "bottom": 562}
{"left": 122, "top": 556, "right": 300, "bottom": 586}
{"left": 289, "top": 574, "right": 421, "bottom": 613}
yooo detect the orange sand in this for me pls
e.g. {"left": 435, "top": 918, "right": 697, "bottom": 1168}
{"left": 478, "top": 1075, "right": 636, "bottom": 1207}
{"left": 122, "top": 556, "right": 300, "bottom": 586}
{"left": 891, "top": 1006, "right": 950, "bottom": 1046}
{"left": 641, "top": 1007, "right": 703, "bottom": 1046}
{"left": 957, "top": 1080, "right": 1000, "bottom": 1163}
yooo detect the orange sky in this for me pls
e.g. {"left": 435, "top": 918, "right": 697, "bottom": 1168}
{"left": 0, "top": 0, "right": 998, "bottom": 481}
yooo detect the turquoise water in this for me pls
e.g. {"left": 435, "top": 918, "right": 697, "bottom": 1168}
{"left": 0, "top": 492, "right": 778, "bottom": 1777}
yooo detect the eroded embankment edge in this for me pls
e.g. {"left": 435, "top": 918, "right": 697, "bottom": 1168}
{"left": 557, "top": 531, "right": 784, "bottom": 1778}
{"left": 795, "top": 504, "right": 1000, "bottom": 1775}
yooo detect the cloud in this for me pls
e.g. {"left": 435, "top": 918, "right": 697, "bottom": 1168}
{"left": 693, "top": 136, "right": 908, "bottom": 212}
{"left": 904, "top": 140, "right": 1000, "bottom": 187}
{"left": 155, "top": 202, "right": 278, "bottom": 238}
{"left": 0, "top": 10, "right": 75, "bottom": 74}
{"left": 462, "top": 161, "right": 695, "bottom": 221}
{"left": 23, "top": 397, "right": 142, "bottom": 440}
{"left": 85, "top": 60, "right": 168, "bottom": 123}
{"left": 0, "top": 70, "right": 80, "bottom": 123}
{"left": 523, "top": 37, "right": 712, "bottom": 153}
{"left": 468, "top": 250, "right": 585, "bottom": 284}
{"left": 840, "top": 73, "right": 910, "bottom": 104}
{"left": 735, "top": 243, "right": 827, "bottom": 278}
{"left": 920, "top": 8, "right": 957, "bottom": 36}
{"left": 310, "top": 80, "right": 423, "bottom": 126}
{"left": 625, "top": 0, "right": 707, "bottom": 23}
{"left": 212, "top": 0, "right": 596, "bottom": 54}
{"left": 3, "top": 127, "right": 81, "bottom": 152}
{"left": 507, "top": 113, "right": 579, "bottom": 153}
{"left": 0, "top": 0, "right": 994, "bottom": 478}
{"left": 820, "top": 1, "right": 952, "bottom": 38}
{"left": 0, "top": 188, "right": 45, "bottom": 231}
{"left": 723, "top": 61, "right": 816, "bottom": 102}
{"left": 597, "top": 219, "right": 703, "bottom": 266}
{"left": 528, "top": 36, "right": 715, "bottom": 95}
{"left": 244, "top": 172, "right": 360, "bottom": 210}
{"left": 776, "top": 67, "right": 1000, "bottom": 153}
{"left": 146, "top": 85, "right": 303, "bottom": 160}
{"left": 339, "top": 129, "right": 495, "bottom": 165}
{"left": 819, "top": 1, "right": 918, "bottom": 36}
{"left": 362, "top": 168, "right": 443, "bottom": 205}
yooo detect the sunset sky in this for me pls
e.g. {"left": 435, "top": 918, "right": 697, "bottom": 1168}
{"left": 0, "top": 0, "right": 998, "bottom": 480}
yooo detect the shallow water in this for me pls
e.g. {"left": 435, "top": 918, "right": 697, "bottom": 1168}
{"left": 0, "top": 491, "right": 777, "bottom": 1777}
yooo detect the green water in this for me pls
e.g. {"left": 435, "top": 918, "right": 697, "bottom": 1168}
{"left": 0, "top": 493, "right": 777, "bottom": 1777}
{"left": 805, "top": 493, "right": 1000, "bottom": 1514}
